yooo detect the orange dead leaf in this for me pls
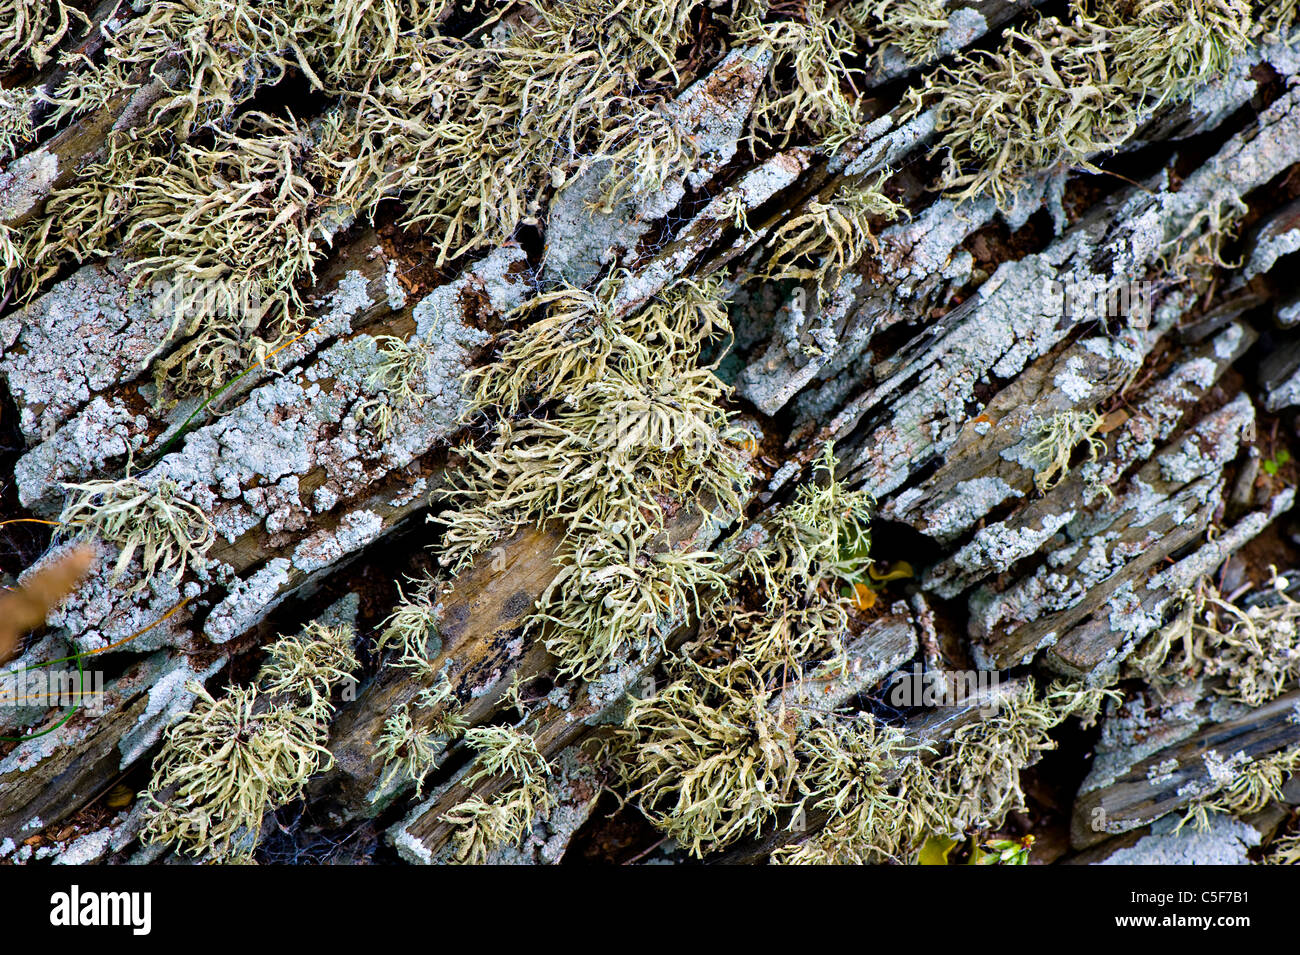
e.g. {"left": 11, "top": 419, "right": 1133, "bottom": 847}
{"left": 1098, "top": 409, "right": 1129, "bottom": 435}
{"left": 0, "top": 546, "right": 95, "bottom": 663}
{"left": 850, "top": 582, "right": 877, "bottom": 611}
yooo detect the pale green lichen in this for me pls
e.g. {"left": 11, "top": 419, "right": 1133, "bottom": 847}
{"left": 1177, "top": 746, "right": 1300, "bottom": 833}
{"left": 536, "top": 531, "right": 730, "bottom": 681}
{"left": 367, "top": 336, "right": 436, "bottom": 410}
{"left": 1263, "top": 829, "right": 1300, "bottom": 865}
{"left": 375, "top": 689, "right": 466, "bottom": 798}
{"left": 443, "top": 725, "right": 553, "bottom": 864}
{"left": 19, "top": 112, "right": 326, "bottom": 400}
{"left": 907, "top": 1, "right": 1255, "bottom": 209}
{"left": 467, "top": 274, "right": 730, "bottom": 416}
{"left": 1026, "top": 409, "right": 1107, "bottom": 493}
{"left": 1133, "top": 573, "right": 1300, "bottom": 707}
{"left": 907, "top": 13, "right": 1135, "bottom": 208}
{"left": 1091, "top": 0, "right": 1253, "bottom": 107}
{"left": 733, "top": 0, "right": 864, "bottom": 152}
{"left": 58, "top": 477, "right": 215, "bottom": 591}
{"left": 764, "top": 173, "right": 906, "bottom": 286}
{"left": 0, "top": 0, "right": 89, "bottom": 70}
{"left": 440, "top": 362, "right": 748, "bottom": 570}
{"left": 610, "top": 660, "right": 801, "bottom": 856}
{"left": 141, "top": 622, "right": 358, "bottom": 862}
{"left": 376, "top": 574, "right": 444, "bottom": 671}
{"left": 853, "top": 0, "right": 952, "bottom": 65}
{"left": 13, "top": 0, "right": 710, "bottom": 400}
{"left": 0, "top": 86, "right": 38, "bottom": 160}
{"left": 697, "top": 444, "right": 875, "bottom": 677}
{"left": 259, "top": 621, "right": 361, "bottom": 721}
{"left": 772, "top": 681, "right": 1116, "bottom": 864}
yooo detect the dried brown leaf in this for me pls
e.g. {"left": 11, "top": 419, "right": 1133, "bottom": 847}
{"left": 0, "top": 546, "right": 94, "bottom": 662}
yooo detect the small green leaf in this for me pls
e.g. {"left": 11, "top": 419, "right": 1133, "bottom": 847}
{"left": 918, "top": 833, "right": 960, "bottom": 865}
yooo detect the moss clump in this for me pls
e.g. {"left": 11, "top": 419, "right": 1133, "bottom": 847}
{"left": 611, "top": 673, "right": 1107, "bottom": 862}
{"left": 1260, "top": 0, "right": 1299, "bottom": 35}
{"left": 142, "top": 622, "right": 358, "bottom": 862}
{"left": 433, "top": 276, "right": 750, "bottom": 684}
{"left": 259, "top": 620, "right": 361, "bottom": 721}
{"left": 41, "top": 0, "right": 445, "bottom": 137}
{"left": 593, "top": 106, "right": 701, "bottom": 213}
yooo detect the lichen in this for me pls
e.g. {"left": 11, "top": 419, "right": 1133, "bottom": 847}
{"left": 442, "top": 725, "right": 553, "bottom": 864}
{"left": 140, "top": 621, "right": 358, "bottom": 862}
{"left": 1133, "top": 571, "right": 1300, "bottom": 707}
{"left": 1026, "top": 409, "right": 1107, "bottom": 493}
{"left": 58, "top": 476, "right": 215, "bottom": 592}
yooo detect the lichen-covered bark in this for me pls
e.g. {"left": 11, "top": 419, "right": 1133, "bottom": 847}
{"left": 3, "top": 3, "right": 1300, "bottom": 867}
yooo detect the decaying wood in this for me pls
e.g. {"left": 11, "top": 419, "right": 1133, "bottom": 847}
{"left": 1072, "top": 688, "right": 1300, "bottom": 849}
{"left": 3, "top": 7, "right": 1300, "bottom": 866}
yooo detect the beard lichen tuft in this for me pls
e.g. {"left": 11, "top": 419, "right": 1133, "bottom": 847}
{"left": 0, "top": 0, "right": 90, "bottom": 71}
{"left": 58, "top": 476, "right": 215, "bottom": 592}
{"left": 764, "top": 173, "right": 906, "bottom": 287}
{"left": 442, "top": 725, "right": 554, "bottom": 864}
{"left": 1026, "top": 409, "right": 1107, "bottom": 493}
{"left": 0, "top": 86, "right": 38, "bottom": 161}
{"left": 141, "top": 622, "right": 359, "bottom": 863}
{"left": 375, "top": 679, "right": 467, "bottom": 800}
{"left": 853, "top": 0, "right": 952, "bottom": 66}
{"left": 1131, "top": 571, "right": 1300, "bottom": 707}
{"left": 734, "top": 0, "right": 865, "bottom": 153}
{"left": 1176, "top": 745, "right": 1300, "bottom": 833}
{"left": 906, "top": 0, "right": 1259, "bottom": 209}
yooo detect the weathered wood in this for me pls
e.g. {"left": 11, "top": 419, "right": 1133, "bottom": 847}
{"left": 1072, "top": 688, "right": 1300, "bottom": 849}
{"left": 3, "top": 6, "right": 1300, "bottom": 867}
{"left": 386, "top": 611, "right": 920, "bottom": 861}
